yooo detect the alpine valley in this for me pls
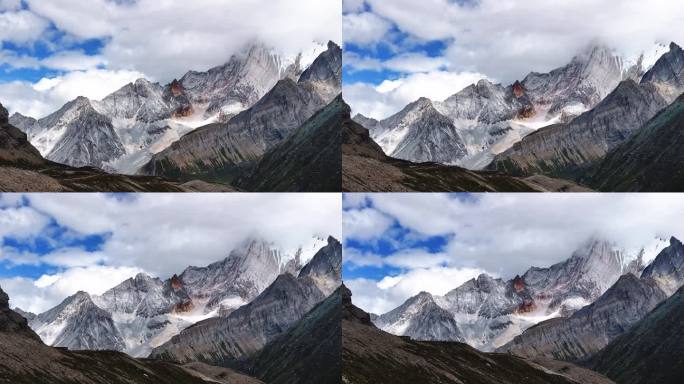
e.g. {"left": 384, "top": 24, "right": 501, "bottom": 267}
{"left": 361, "top": 235, "right": 684, "bottom": 384}
{"left": 1, "top": 41, "right": 342, "bottom": 192}
{"left": 345, "top": 42, "right": 684, "bottom": 192}
{"left": 1, "top": 236, "right": 342, "bottom": 384}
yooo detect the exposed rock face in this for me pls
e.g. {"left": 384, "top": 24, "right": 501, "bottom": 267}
{"left": 149, "top": 237, "right": 342, "bottom": 364}
{"left": 141, "top": 42, "right": 342, "bottom": 182}
{"left": 28, "top": 238, "right": 313, "bottom": 357}
{"left": 342, "top": 285, "right": 607, "bottom": 384}
{"left": 498, "top": 274, "right": 667, "bottom": 362}
{"left": 30, "top": 291, "right": 125, "bottom": 351}
{"left": 376, "top": 239, "right": 632, "bottom": 350}
{"left": 234, "top": 95, "right": 343, "bottom": 192}
{"left": 12, "top": 42, "right": 324, "bottom": 174}
{"left": 0, "top": 103, "right": 46, "bottom": 166}
{"left": 489, "top": 80, "right": 668, "bottom": 179}
{"left": 589, "top": 93, "right": 684, "bottom": 191}
{"left": 589, "top": 285, "right": 684, "bottom": 384}
{"left": 490, "top": 42, "right": 684, "bottom": 180}
{"left": 341, "top": 103, "right": 584, "bottom": 192}
{"left": 0, "top": 286, "right": 41, "bottom": 341}
{"left": 521, "top": 44, "right": 636, "bottom": 117}
{"left": 1, "top": 285, "right": 251, "bottom": 383}
{"left": 376, "top": 291, "right": 464, "bottom": 342}
{"left": 43, "top": 98, "right": 126, "bottom": 168}
{"left": 369, "top": 97, "right": 467, "bottom": 164}
{"left": 248, "top": 286, "right": 342, "bottom": 384}
{"left": 640, "top": 236, "right": 684, "bottom": 295}
{"left": 363, "top": 44, "right": 645, "bottom": 169}
{"left": 640, "top": 42, "right": 684, "bottom": 102}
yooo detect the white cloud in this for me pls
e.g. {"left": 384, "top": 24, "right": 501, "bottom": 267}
{"left": 0, "top": 0, "right": 22, "bottom": 11}
{"left": 347, "top": 265, "right": 484, "bottom": 314}
{"left": 0, "top": 68, "right": 144, "bottom": 117}
{"left": 343, "top": 207, "right": 394, "bottom": 241}
{"left": 0, "top": 205, "right": 50, "bottom": 239}
{"left": 1, "top": 265, "right": 144, "bottom": 313}
{"left": 40, "top": 51, "right": 106, "bottom": 71}
{"left": 361, "top": 0, "right": 684, "bottom": 82}
{"left": 40, "top": 248, "right": 108, "bottom": 268}
{"left": 25, "top": 0, "right": 342, "bottom": 82}
{"left": 26, "top": 193, "right": 342, "bottom": 278}
{"left": 343, "top": 11, "right": 392, "bottom": 46}
{"left": 0, "top": 9, "right": 48, "bottom": 44}
{"left": 343, "top": 0, "right": 366, "bottom": 13}
{"left": 348, "top": 194, "right": 684, "bottom": 277}
{"left": 343, "top": 70, "right": 488, "bottom": 119}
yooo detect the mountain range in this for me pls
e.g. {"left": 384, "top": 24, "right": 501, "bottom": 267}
{"left": 0, "top": 101, "right": 227, "bottom": 192}
{"left": 2, "top": 41, "right": 342, "bottom": 192}
{"left": 23, "top": 236, "right": 334, "bottom": 358}
{"left": 342, "top": 285, "right": 614, "bottom": 384}
{"left": 346, "top": 41, "right": 684, "bottom": 192}
{"left": 0, "top": 284, "right": 264, "bottom": 384}
{"left": 371, "top": 236, "right": 679, "bottom": 352}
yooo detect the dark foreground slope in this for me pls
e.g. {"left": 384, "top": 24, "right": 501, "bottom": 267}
{"left": 248, "top": 287, "right": 342, "bottom": 384}
{"left": 589, "top": 93, "right": 684, "bottom": 191}
{"left": 235, "top": 95, "right": 343, "bottom": 192}
{"left": 0, "top": 102, "right": 231, "bottom": 192}
{"left": 588, "top": 285, "right": 684, "bottom": 384}
{"left": 342, "top": 102, "right": 589, "bottom": 192}
{"left": 0, "top": 285, "right": 259, "bottom": 384}
{"left": 341, "top": 285, "right": 611, "bottom": 384}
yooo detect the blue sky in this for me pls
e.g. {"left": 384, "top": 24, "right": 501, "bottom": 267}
{"left": 342, "top": 193, "right": 684, "bottom": 314}
{"left": 0, "top": 0, "right": 341, "bottom": 118}
{"left": 342, "top": 0, "right": 684, "bottom": 120}
{"left": 0, "top": 193, "right": 341, "bottom": 314}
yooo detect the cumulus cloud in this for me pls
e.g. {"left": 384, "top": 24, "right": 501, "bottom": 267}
{"left": 344, "top": 193, "right": 684, "bottom": 313}
{"left": 343, "top": 11, "right": 392, "bottom": 47}
{"left": 0, "top": 68, "right": 145, "bottom": 117}
{"left": 0, "top": 193, "right": 341, "bottom": 313}
{"left": 26, "top": 193, "right": 342, "bottom": 277}
{"left": 347, "top": 265, "right": 485, "bottom": 314}
{"left": 343, "top": 0, "right": 684, "bottom": 119}
{"left": 1, "top": 266, "right": 144, "bottom": 313}
{"left": 25, "top": 0, "right": 341, "bottom": 82}
{"left": 344, "top": 71, "right": 487, "bottom": 119}
{"left": 361, "top": 0, "right": 684, "bottom": 82}
{"left": 0, "top": 9, "right": 48, "bottom": 44}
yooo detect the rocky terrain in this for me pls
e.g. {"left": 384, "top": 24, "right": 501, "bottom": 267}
{"left": 1, "top": 102, "right": 224, "bottom": 192}
{"left": 247, "top": 286, "right": 342, "bottom": 384}
{"left": 0, "top": 285, "right": 259, "bottom": 384}
{"left": 140, "top": 42, "right": 342, "bottom": 183}
{"left": 149, "top": 237, "right": 341, "bottom": 365}
{"left": 498, "top": 237, "right": 684, "bottom": 361}
{"left": 490, "top": 42, "right": 684, "bottom": 180}
{"left": 589, "top": 93, "right": 684, "bottom": 191}
{"left": 588, "top": 285, "right": 684, "bottom": 384}
{"left": 28, "top": 238, "right": 316, "bottom": 357}
{"left": 373, "top": 238, "right": 649, "bottom": 350}
{"left": 342, "top": 285, "right": 613, "bottom": 384}
{"left": 359, "top": 43, "right": 655, "bottom": 169}
{"left": 342, "top": 103, "right": 589, "bottom": 192}
{"left": 9, "top": 43, "right": 323, "bottom": 173}
{"left": 234, "top": 95, "right": 342, "bottom": 192}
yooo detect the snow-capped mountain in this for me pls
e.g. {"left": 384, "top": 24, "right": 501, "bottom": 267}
{"left": 374, "top": 236, "right": 672, "bottom": 351}
{"left": 149, "top": 236, "right": 342, "bottom": 365}
{"left": 140, "top": 41, "right": 342, "bottom": 181}
{"left": 9, "top": 42, "right": 328, "bottom": 173}
{"left": 30, "top": 291, "right": 125, "bottom": 351}
{"left": 359, "top": 42, "right": 673, "bottom": 169}
{"left": 490, "top": 42, "right": 684, "bottom": 179}
{"left": 498, "top": 237, "right": 684, "bottom": 361}
{"left": 27, "top": 236, "right": 326, "bottom": 357}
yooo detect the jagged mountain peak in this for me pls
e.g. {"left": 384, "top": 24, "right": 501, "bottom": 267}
{"left": 641, "top": 236, "right": 684, "bottom": 295}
